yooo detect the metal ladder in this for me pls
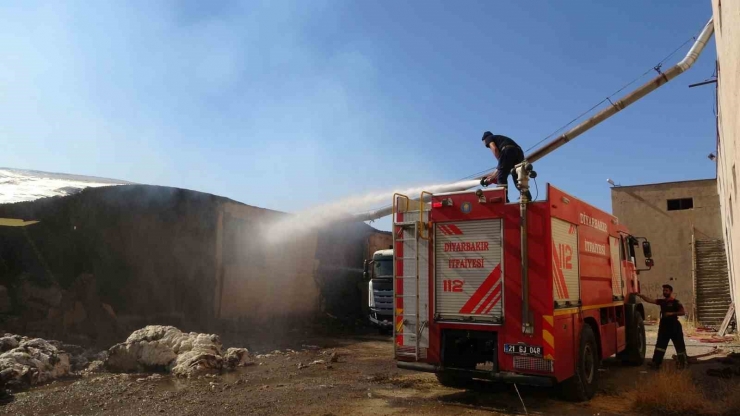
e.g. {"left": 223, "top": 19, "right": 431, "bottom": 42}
{"left": 392, "top": 192, "right": 430, "bottom": 361}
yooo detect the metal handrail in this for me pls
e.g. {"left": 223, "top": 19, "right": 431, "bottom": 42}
{"left": 418, "top": 191, "right": 432, "bottom": 241}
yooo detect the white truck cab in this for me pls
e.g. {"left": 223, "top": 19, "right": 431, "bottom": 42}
{"left": 364, "top": 249, "right": 394, "bottom": 334}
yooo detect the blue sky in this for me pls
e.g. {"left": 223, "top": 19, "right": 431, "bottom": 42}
{"left": 0, "top": 1, "right": 717, "bottom": 231}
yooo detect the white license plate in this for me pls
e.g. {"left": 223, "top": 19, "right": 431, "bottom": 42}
{"left": 504, "top": 343, "right": 542, "bottom": 357}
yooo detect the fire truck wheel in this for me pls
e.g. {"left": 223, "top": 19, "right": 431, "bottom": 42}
{"left": 558, "top": 325, "right": 599, "bottom": 402}
{"left": 435, "top": 372, "right": 471, "bottom": 389}
{"left": 620, "top": 313, "right": 646, "bottom": 366}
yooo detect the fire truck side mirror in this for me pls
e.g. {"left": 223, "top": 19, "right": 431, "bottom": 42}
{"left": 642, "top": 241, "right": 653, "bottom": 259}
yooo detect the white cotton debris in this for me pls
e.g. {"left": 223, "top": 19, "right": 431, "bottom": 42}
{"left": 0, "top": 335, "right": 71, "bottom": 389}
{"left": 105, "top": 326, "right": 252, "bottom": 377}
{"left": 223, "top": 348, "right": 251, "bottom": 370}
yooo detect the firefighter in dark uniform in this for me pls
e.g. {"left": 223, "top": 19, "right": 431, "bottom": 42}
{"left": 638, "top": 284, "right": 688, "bottom": 369}
{"left": 480, "top": 131, "right": 532, "bottom": 202}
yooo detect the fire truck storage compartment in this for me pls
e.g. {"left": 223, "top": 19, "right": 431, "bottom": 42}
{"left": 609, "top": 236, "right": 623, "bottom": 299}
{"left": 435, "top": 219, "right": 503, "bottom": 323}
{"left": 551, "top": 217, "right": 580, "bottom": 305}
{"left": 441, "top": 329, "right": 498, "bottom": 371}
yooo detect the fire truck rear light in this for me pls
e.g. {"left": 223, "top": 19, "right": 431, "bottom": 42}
{"left": 513, "top": 356, "right": 554, "bottom": 373}
{"left": 432, "top": 202, "right": 443, "bottom": 208}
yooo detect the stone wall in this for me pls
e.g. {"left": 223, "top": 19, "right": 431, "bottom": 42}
{"left": 713, "top": 0, "right": 740, "bottom": 321}
{"left": 215, "top": 201, "right": 320, "bottom": 323}
{"left": 611, "top": 179, "right": 722, "bottom": 318}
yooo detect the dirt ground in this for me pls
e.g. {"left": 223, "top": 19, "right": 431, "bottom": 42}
{"left": 2, "top": 322, "right": 739, "bottom": 416}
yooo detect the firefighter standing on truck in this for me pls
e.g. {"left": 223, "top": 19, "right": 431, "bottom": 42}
{"left": 638, "top": 284, "right": 688, "bottom": 369}
{"left": 480, "top": 131, "right": 532, "bottom": 202}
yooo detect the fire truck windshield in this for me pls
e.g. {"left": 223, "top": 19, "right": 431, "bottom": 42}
{"left": 374, "top": 259, "right": 393, "bottom": 278}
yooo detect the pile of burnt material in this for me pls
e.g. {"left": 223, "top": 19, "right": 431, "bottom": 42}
{"left": 0, "top": 334, "right": 106, "bottom": 391}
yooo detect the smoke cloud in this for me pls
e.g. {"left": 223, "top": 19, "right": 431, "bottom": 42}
{"left": 265, "top": 179, "right": 480, "bottom": 244}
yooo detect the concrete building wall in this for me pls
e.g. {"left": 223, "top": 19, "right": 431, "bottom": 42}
{"left": 312, "top": 222, "right": 389, "bottom": 321}
{"left": 611, "top": 179, "right": 722, "bottom": 318}
{"left": 216, "top": 204, "right": 392, "bottom": 324}
{"left": 215, "top": 201, "right": 320, "bottom": 323}
{"left": 713, "top": 0, "right": 740, "bottom": 319}
{"left": 366, "top": 232, "right": 393, "bottom": 260}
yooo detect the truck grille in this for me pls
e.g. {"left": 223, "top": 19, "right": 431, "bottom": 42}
{"left": 513, "top": 356, "right": 554, "bottom": 373}
{"left": 372, "top": 279, "right": 394, "bottom": 313}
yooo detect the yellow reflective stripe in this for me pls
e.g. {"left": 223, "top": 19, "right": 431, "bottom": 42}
{"left": 543, "top": 329, "right": 555, "bottom": 348}
{"left": 395, "top": 308, "right": 404, "bottom": 333}
{"left": 543, "top": 315, "right": 554, "bottom": 326}
{"left": 580, "top": 301, "right": 624, "bottom": 312}
{"left": 554, "top": 301, "right": 625, "bottom": 317}
{"left": 554, "top": 308, "right": 578, "bottom": 316}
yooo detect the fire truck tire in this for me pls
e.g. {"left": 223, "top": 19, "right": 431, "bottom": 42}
{"left": 558, "top": 325, "right": 599, "bottom": 402}
{"left": 435, "top": 372, "right": 471, "bottom": 389}
{"left": 619, "top": 313, "right": 646, "bottom": 366}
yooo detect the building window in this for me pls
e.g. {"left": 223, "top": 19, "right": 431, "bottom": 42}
{"left": 667, "top": 198, "right": 693, "bottom": 211}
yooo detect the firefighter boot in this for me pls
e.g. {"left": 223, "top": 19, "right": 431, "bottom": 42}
{"left": 646, "top": 361, "right": 661, "bottom": 371}
{"left": 648, "top": 347, "right": 666, "bottom": 370}
{"left": 676, "top": 351, "right": 688, "bottom": 369}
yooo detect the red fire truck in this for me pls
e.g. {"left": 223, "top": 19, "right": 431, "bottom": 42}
{"left": 377, "top": 18, "right": 715, "bottom": 401}
{"left": 391, "top": 184, "right": 653, "bottom": 400}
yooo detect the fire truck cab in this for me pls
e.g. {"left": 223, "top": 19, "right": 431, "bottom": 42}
{"left": 392, "top": 184, "right": 653, "bottom": 401}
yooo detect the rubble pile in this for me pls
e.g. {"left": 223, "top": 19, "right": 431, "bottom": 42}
{"left": 0, "top": 334, "right": 71, "bottom": 389}
{"left": 106, "top": 325, "right": 251, "bottom": 377}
